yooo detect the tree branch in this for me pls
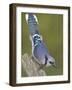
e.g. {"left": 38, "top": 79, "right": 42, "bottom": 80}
{"left": 21, "top": 53, "right": 46, "bottom": 76}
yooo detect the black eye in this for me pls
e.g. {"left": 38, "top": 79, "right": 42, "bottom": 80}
{"left": 49, "top": 61, "right": 54, "bottom": 64}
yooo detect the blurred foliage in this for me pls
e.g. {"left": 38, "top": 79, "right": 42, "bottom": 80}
{"left": 21, "top": 13, "right": 63, "bottom": 77}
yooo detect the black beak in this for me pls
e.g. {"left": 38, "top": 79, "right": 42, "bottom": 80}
{"left": 52, "top": 64, "right": 56, "bottom": 68}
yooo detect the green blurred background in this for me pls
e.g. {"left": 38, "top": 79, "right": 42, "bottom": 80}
{"left": 21, "top": 13, "right": 63, "bottom": 77}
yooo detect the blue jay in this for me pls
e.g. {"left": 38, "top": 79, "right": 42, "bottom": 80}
{"left": 25, "top": 13, "right": 56, "bottom": 68}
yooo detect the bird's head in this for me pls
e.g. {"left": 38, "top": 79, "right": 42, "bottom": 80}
{"left": 45, "top": 55, "right": 56, "bottom": 67}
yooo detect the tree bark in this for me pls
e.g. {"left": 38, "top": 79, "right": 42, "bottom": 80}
{"left": 21, "top": 53, "right": 46, "bottom": 76}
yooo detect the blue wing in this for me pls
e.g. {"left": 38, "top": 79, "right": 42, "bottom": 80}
{"left": 33, "top": 41, "right": 49, "bottom": 65}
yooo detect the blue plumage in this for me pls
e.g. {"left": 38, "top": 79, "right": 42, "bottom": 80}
{"left": 25, "top": 13, "right": 56, "bottom": 67}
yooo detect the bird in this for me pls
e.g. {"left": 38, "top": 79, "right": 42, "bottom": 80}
{"left": 25, "top": 13, "right": 56, "bottom": 68}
